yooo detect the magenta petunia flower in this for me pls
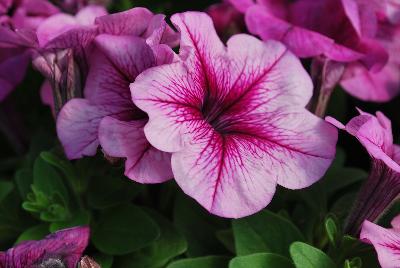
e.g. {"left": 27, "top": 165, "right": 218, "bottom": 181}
{"left": 360, "top": 216, "right": 400, "bottom": 268}
{"left": 232, "top": 0, "right": 388, "bottom": 71}
{"left": 56, "top": 8, "right": 177, "bottom": 183}
{"left": 131, "top": 12, "right": 338, "bottom": 218}
{"left": 340, "top": 2, "right": 400, "bottom": 102}
{"left": 0, "top": 226, "right": 89, "bottom": 268}
{"left": 327, "top": 110, "right": 400, "bottom": 234}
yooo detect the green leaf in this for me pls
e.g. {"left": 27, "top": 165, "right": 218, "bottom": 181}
{"left": 114, "top": 209, "right": 187, "bottom": 268}
{"left": 233, "top": 210, "right": 305, "bottom": 257}
{"left": 49, "top": 210, "right": 90, "bottom": 232}
{"left": 229, "top": 253, "right": 295, "bottom": 268}
{"left": 166, "top": 256, "right": 230, "bottom": 268}
{"left": 216, "top": 229, "right": 235, "bottom": 253}
{"left": 92, "top": 204, "right": 160, "bottom": 255}
{"left": 344, "top": 258, "right": 362, "bottom": 268}
{"left": 173, "top": 193, "right": 228, "bottom": 257}
{"left": 289, "top": 242, "right": 336, "bottom": 268}
{"left": 15, "top": 224, "right": 49, "bottom": 244}
{"left": 87, "top": 171, "right": 143, "bottom": 209}
{"left": 14, "top": 168, "right": 32, "bottom": 199}
{"left": 325, "top": 216, "right": 339, "bottom": 247}
{"left": 33, "top": 157, "right": 69, "bottom": 204}
{"left": 0, "top": 181, "right": 13, "bottom": 203}
{"left": 93, "top": 253, "right": 113, "bottom": 268}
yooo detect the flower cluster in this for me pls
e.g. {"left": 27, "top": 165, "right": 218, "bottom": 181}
{"left": 1, "top": 0, "right": 400, "bottom": 267}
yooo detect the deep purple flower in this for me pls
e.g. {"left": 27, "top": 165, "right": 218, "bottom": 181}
{"left": 0, "top": 226, "right": 89, "bottom": 268}
{"left": 56, "top": 8, "right": 177, "bottom": 183}
{"left": 233, "top": 0, "right": 388, "bottom": 71}
{"left": 327, "top": 110, "right": 400, "bottom": 235}
{"left": 360, "top": 216, "right": 400, "bottom": 268}
{"left": 131, "top": 12, "right": 337, "bottom": 218}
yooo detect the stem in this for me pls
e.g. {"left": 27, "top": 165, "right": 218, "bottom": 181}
{"left": 309, "top": 57, "right": 345, "bottom": 118}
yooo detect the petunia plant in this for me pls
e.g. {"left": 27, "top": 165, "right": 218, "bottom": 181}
{"left": 0, "top": 0, "right": 400, "bottom": 268}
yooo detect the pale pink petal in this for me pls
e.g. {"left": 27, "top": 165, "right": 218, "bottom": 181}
{"left": 99, "top": 117, "right": 173, "bottom": 183}
{"left": 96, "top": 7, "right": 153, "bottom": 36}
{"left": 341, "top": 63, "right": 400, "bottom": 102}
{"left": 171, "top": 11, "right": 225, "bottom": 66}
{"left": 392, "top": 144, "right": 400, "bottom": 164}
{"left": 172, "top": 126, "right": 277, "bottom": 218}
{"left": 360, "top": 220, "right": 400, "bottom": 268}
{"left": 36, "top": 14, "right": 78, "bottom": 47}
{"left": 391, "top": 215, "right": 400, "bottom": 229}
{"left": 150, "top": 44, "right": 177, "bottom": 65}
{"left": 75, "top": 5, "right": 108, "bottom": 26}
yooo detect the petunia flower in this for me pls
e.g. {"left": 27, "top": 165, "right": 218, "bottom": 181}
{"left": 0, "top": 0, "right": 59, "bottom": 102}
{"left": 0, "top": 226, "right": 89, "bottom": 268}
{"left": 233, "top": 0, "right": 388, "bottom": 71}
{"left": 360, "top": 216, "right": 400, "bottom": 268}
{"left": 340, "top": 2, "right": 400, "bottom": 102}
{"left": 326, "top": 110, "right": 400, "bottom": 235}
{"left": 56, "top": 8, "right": 177, "bottom": 183}
{"left": 131, "top": 12, "right": 338, "bottom": 218}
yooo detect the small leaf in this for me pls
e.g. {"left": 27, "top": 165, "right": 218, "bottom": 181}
{"left": 92, "top": 254, "right": 113, "bottom": 268}
{"left": 233, "top": 210, "right": 305, "bottom": 257}
{"left": 216, "top": 229, "right": 235, "bottom": 253}
{"left": 325, "top": 216, "right": 339, "bottom": 247}
{"left": 229, "top": 253, "right": 294, "bottom": 268}
{"left": 33, "top": 157, "right": 69, "bottom": 204}
{"left": 166, "top": 256, "right": 230, "bottom": 268}
{"left": 14, "top": 168, "right": 32, "bottom": 199}
{"left": 49, "top": 210, "right": 90, "bottom": 232}
{"left": 289, "top": 242, "right": 336, "bottom": 268}
{"left": 173, "top": 193, "right": 228, "bottom": 257}
{"left": 15, "top": 224, "right": 49, "bottom": 244}
{"left": 344, "top": 257, "right": 362, "bottom": 268}
{"left": 88, "top": 171, "right": 143, "bottom": 209}
{"left": 92, "top": 204, "right": 160, "bottom": 255}
{"left": 114, "top": 209, "right": 187, "bottom": 268}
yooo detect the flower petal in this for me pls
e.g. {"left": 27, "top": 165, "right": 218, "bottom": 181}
{"left": 57, "top": 99, "right": 108, "bottom": 159}
{"left": 0, "top": 226, "right": 89, "bottom": 268}
{"left": 94, "top": 34, "right": 156, "bottom": 80}
{"left": 99, "top": 117, "right": 173, "bottom": 183}
{"left": 360, "top": 220, "right": 400, "bottom": 268}
{"left": 172, "top": 125, "right": 277, "bottom": 218}
{"left": 96, "top": 7, "right": 154, "bottom": 36}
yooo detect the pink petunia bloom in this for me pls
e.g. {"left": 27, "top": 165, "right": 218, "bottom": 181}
{"left": 340, "top": 2, "right": 400, "bottom": 102}
{"left": 0, "top": 226, "right": 89, "bottom": 268}
{"left": 131, "top": 12, "right": 338, "bottom": 218}
{"left": 327, "top": 110, "right": 400, "bottom": 235}
{"left": 0, "top": 0, "right": 59, "bottom": 102}
{"left": 360, "top": 216, "right": 400, "bottom": 268}
{"left": 232, "top": 0, "right": 388, "bottom": 71}
{"left": 56, "top": 8, "right": 177, "bottom": 183}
